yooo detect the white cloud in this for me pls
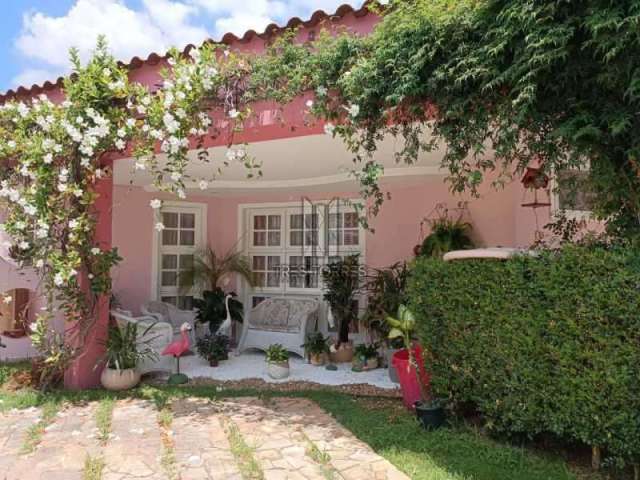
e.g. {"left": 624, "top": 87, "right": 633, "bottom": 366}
{"left": 10, "top": 0, "right": 362, "bottom": 89}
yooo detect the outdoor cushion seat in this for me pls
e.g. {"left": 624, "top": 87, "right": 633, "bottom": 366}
{"left": 140, "top": 300, "right": 201, "bottom": 340}
{"left": 239, "top": 297, "right": 319, "bottom": 357}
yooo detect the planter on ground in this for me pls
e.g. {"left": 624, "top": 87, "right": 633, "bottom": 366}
{"left": 309, "top": 352, "right": 327, "bottom": 366}
{"left": 392, "top": 346, "right": 430, "bottom": 409}
{"left": 100, "top": 367, "right": 141, "bottom": 391}
{"left": 415, "top": 400, "right": 445, "bottom": 430}
{"left": 330, "top": 343, "right": 354, "bottom": 363}
{"left": 267, "top": 360, "right": 290, "bottom": 379}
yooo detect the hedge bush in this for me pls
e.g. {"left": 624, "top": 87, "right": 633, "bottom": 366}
{"left": 408, "top": 244, "right": 640, "bottom": 467}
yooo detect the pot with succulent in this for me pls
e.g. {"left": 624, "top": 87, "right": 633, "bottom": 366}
{"left": 265, "top": 343, "right": 290, "bottom": 379}
{"left": 100, "top": 322, "right": 158, "bottom": 391}
{"left": 388, "top": 305, "right": 445, "bottom": 430}
{"left": 362, "top": 262, "right": 410, "bottom": 383}
{"left": 322, "top": 255, "right": 362, "bottom": 363}
{"left": 182, "top": 246, "right": 253, "bottom": 338}
{"left": 301, "top": 332, "right": 330, "bottom": 366}
{"left": 196, "top": 333, "right": 230, "bottom": 367}
{"left": 352, "top": 343, "right": 380, "bottom": 371}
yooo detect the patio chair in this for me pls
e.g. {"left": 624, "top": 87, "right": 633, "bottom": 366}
{"left": 140, "top": 301, "right": 200, "bottom": 339}
{"left": 238, "top": 297, "right": 320, "bottom": 358}
{"left": 110, "top": 309, "right": 174, "bottom": 375}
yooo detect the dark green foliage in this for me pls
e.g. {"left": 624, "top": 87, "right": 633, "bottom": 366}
{"left": 301, "top": 332, "right": 331, "bottom": 356}
{"left": 322, "top": 255, "right": 362, "bottom": 344}
{"left": 419, "top": 218, "right": 474, "bottom": 258}
{"left": 193, "top": 288, "right": 243, "bottom": 334}
{"left": 354, "top": 343, "right": 379, "bottom": 360}
{"left": 102, "top": 323, "right": 157, "bottom": 370}
{"left": 257, "top": 0, "right": 640, "bottom": 237}
{"left": 408, "top": 245, "right": 640, "bottom": 467}
{"left": 363, "top": 262, "right": 410, "bottom": 344}
{"left": 195, "top": 334, "right": 230, "bottom": 361}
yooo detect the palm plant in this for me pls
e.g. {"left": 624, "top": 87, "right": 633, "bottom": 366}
{"left": 180, "top": 246, "right": 254, "bottom": 291}
{"left": 322, "top": 255, "right": 362, "bottom": 346}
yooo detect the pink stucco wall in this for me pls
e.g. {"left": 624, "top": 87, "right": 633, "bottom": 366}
{"left": 111, "top": 173, "right": 537, "bottom": 314}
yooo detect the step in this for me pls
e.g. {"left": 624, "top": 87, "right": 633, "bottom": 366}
{"left": 270, "top": 398, "right": 409, "bottom": 480}
{"left": 102, "top": 399, "right": 165, "bottom": 480}
{"left": 0, "top": 406, "right": 42, "bottom": 476}
{"left": 5, "top": 403, "right": 99, "bottom": 480}
{"left": 217, "top": 397, "right": 330, "bottom": 480}
{"left": 170, "top": 397, "right": 242, "bottom": 480}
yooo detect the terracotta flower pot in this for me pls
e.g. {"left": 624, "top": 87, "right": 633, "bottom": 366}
{"left": 267, "top": 360, "right": 290, "bottom": 379}
{"left": 100, "top": 367, "right": 141, "bottom": 391}
{"left": 309, "top": 353, "right": 326, "bottom": 366}
{"left": 330, "top": 343, "right": 354, "bottom": 363}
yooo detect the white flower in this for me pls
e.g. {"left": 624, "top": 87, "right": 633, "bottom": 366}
{"left": 69, "top": 219, "right": 79, "bottom": 229}
{"left": 115, "top": 139, "right": 126, "bottom": 150}
{"left": 347, "top": 104, "right": 360, "bottom": 118}
{"left": 35, "top": 259, "right": 44, "bottom": 269}
{"left": 81, "top": 158, "right": 90, "bottom": 168}
{"left": 18, "top": 241, "right": 29, "bottom": 250}
{"left": 2, "top": 295, "right": 12, "bottom": 304}
{"left": 228, "top": 109, "right": 239, "bottom": 119}
{"left": 177, "top": 189, "right": 186, "bottom": 199}
{"left": 88, "top": 273, "right": 94, "bottom": 279}
{"left": 7, "top": 140, "right": 16, "bottom": 149}
{"left": 91, "top": 247, "right": 101, "bottom": 255}
{"left": 54, "top": 273, "right": 64, "bottom": 286}
{"left": 150, "top": 199, "right": 162, "bottom": 209}
{"left": 305, "top": 100, "right": 314, "bottom": 108}
{"left": 176, "top": 91, "right": 186, "bottom": 101}
{"left": 141, "top": 96, "right": 151, "bottom": 106}
{"left": 126, "top": 118, "right": 136, "bottom": 128}
{"left": 316, "top": 86, "right": 328, "bottom": 96}
{"left": 74, "top": 189, "right": 83, "bottom": 198}
{"left": 170, "top": 171, "right": 182, "bottom": 181}
{"left": 24, "top": 204, "right": 37, "bottom": 216}
{"left": 324, "top": 123, "right": 335, "bottom": 135}
{"left": 117, "top": 128, "right": 126, "bottom": 138}
{"left": 135, "top": 160, "right": 147, "bottom": 171}
{"left": 95, "top": 169, "right": 103, "bottom": 179}
{"left": 58, "top": 183, "right": 68, "bottom": 193}
{"left": 198, "top": 180, "right": 208, "bottom": 190}
{"left": 154, "top": 222, "right": 165, "bottom": 232}
{"left": 43, "top": 153, "right": 53, "bottom": 164}
{"left": 223, "top": 50, "right": 230, "bottom": 57}
{"left": 102, "top": 68, "right": 111, "bottom": 77}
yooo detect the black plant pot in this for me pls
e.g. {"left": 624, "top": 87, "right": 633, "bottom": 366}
{"left": 415, "top": 401, "right": 445, "bottom": 430}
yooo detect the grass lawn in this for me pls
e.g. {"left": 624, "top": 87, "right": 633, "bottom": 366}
{"left": 0, "top": 362, "right": 592, "bottom": 480}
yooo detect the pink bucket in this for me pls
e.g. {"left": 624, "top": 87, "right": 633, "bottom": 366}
{"left": 392, "top": 345, "right": 430, "bottom": 409}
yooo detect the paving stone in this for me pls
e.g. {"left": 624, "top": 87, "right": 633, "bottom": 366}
{"left": 5, "top": 403, "right": 99, "bottom": 480}
{"left": 217, "top": 397, "right": 328, "bottom": 480}
{"left": 0, "top": 406, "right": 42, "bottom": 479}
{"left": 270, "top": 398, "right": 410, "bottom": 480}
{"left": 171, "top": 397, "right": 242, "bottom": 480}
{"left": 102, "top": 399, "right": 165, "bottom": 480}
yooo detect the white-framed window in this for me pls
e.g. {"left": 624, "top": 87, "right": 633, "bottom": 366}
{"left": 240, "top": 200, "right": 365, "bottom": 334}
{"left": 552, "top": 167, "right": 596, "bottom": 217}
{"left": 152, "top": 202, "right": 206, "bottom": 310}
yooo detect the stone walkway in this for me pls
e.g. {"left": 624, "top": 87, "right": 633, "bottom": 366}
{"left": 0, "top": 397, "right": 409, "bottom": 480}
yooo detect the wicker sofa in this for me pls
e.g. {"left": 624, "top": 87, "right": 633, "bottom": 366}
{"left": 237, "top": 297, "right": 320, "bottom": 358}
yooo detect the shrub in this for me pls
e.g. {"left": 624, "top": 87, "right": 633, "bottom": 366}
{"left": 408, "top": 244, "right": 640, "bottom": 468}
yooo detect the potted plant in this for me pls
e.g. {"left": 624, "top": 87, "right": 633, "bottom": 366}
{"left": 362, "top": 262, "right": 409, "bottom": 382}
{"left": 265, "top": 344, "right": 290, "bottom": 379}
{"left": 196, "top": 333, "right": 230, "bottom": 367}
{"left": 181, "top": 246, "right": 253, "bottom": 335}
{"left": 301, "top": 332, "right": 330, "bottom": 366}
{"left": 387, "top": 305, "right": 445, "bottom": 430}
{"left": 322, "top": 255, "right": 362, "bottom": 363}
{"left": 417, "top": 203, "right": 474, "bottom": 258}
{"left": 100, "top": 322, "right": 158, "bottom": 391}
{"left": 352, "top": 343, "right": 379, "bottom": 371}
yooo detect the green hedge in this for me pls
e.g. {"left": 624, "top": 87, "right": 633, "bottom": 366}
{"left": 408, "top": 245, "right": 640, "bottom": 466}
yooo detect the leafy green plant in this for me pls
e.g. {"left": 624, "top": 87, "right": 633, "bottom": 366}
{"left": 265, "top": 344, "right": 289, "bottom": 363}
{"left": 322, "top": 255, "right": 362, "bottom": 345}
{"left": 408, "top": 244, "right": 640, "bottom": 469}
{"left": 363, "top": 262, "right": 409, "bottom": 343}
{"left": 419, "top": 206, "right": 474, "bottom": 258}
{"left": 101, "top": 323, "right": 157, "bottom": 371}
{"left": 301, "top": 332, "right": 330, "bottom": 356}
{"left": 193, "top": 289, "right": 243, "bottom": 334}
{"left": 180, "top": 246, "right": 254, "bottom": 291}
{"left": 196, "top": 334, "right": 230, "bottom": 362}
{"left": 353, "top": 343, "right": 379, "bottom": 360}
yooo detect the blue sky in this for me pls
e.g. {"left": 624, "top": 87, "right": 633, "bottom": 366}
{"left": 0, "top": 0, "right": 360, "bottom": 93}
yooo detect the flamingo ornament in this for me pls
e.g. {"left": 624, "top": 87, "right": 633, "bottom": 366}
{"left": 162, "top": 322, "right": 192, "bottom": 385}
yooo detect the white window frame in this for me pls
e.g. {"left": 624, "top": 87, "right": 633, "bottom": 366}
{"left": 151, "top": 201, "right": 208, "bottom": 306}
{"left": 237, "top": 200, "right": 365, "bottom": 335}
{"left": 551, "top": 164, "right": 594, "bottom": 221}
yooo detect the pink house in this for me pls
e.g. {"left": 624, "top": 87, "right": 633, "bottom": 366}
{"left": 0, "top": 3, "right": 588, "bottom": 386}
